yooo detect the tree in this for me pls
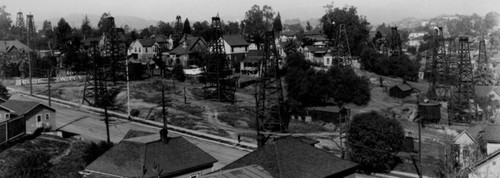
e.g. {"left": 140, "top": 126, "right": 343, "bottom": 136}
{"left": 54, "top": 18, "right": 72, "bottom": 50}
{"left": 140, "top": 28, "right": 151, "bottom": 38}
{"left": 0, "top": 83, "right": 10, "bottom": 100}
{"left": 321, "top": 3, "right": 371, "bottom": 56}
{"left": 225, "top": 21, "right": 240, "bottom": 35}
{"left": 243, "top": 5, "right": 275, "bottom": 50}
{"left": 8, "top": 151, "right": 53, "bottom": 178}
{"left": 81, "top": 15, "right": 93, "bottom": 37}
{"left": 174, "top": 15, "right": 183, "bottom": 46}
{"left": 273, "top": 12, "right": 282, "bottom": 33}
{"left": 347, "top": 111, "right": 404, "bottom": 173}
{"left": 192, "top": 21, "right": 213, "bottom": 42}
{"left": 484, "top": 11, "right": 499, "bottom": 30}
{"left": 183, "top": 18, "right": 191, "bottom": 35}
{"left": 0, "top": 5, "right": 11, "bottom": 40}
{"left": 157, "top": 21, "right": 174, "bottom": 36}
{"left": 98, "top": 12, "right": 115, "bottom": 35}
{"left": 306, "top": 21, "right": 312, "bottom": 31}
{"left": 172, "top": 64, "right": 186, "bottom": 82}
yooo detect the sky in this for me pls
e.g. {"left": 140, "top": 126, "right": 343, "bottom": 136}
{"left": 1, "top": 0, "right": 499, "bottom": 26}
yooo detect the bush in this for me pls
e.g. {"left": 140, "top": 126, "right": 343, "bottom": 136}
{"left": 172, "top": 64, "right": 186, "bottom": 82}
{"left": 130, "top": 109, "right": 140, "bottom": 117}
{"left": 8, "top": 151, "right": 53, "bottom": 178}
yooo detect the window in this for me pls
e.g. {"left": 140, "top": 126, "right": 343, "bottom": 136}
{"left": 145, "top": 48, "right": 148, "bottom": 53}
{"left": 493, "top": 161, "right": 497, "bottom": 165}
{"left": 45, "top": 113, "right": 50, "bottom": 120}
{"left": 37, "top": 115, "right": 42, "bottom": 122}
{"left": 326, "top": 58, "right": 330, "bottom": 65}
{"left": 139, "top": 48, "right": 141, "bottom": 53}
{"left": 135, "top": 47, "right": 137, "bottom": 52}
{"left": 5, "top": 113, "right": 9, "bottom": 119}
{"left": 231, "top": 47, "right": 234, "bottom": 53}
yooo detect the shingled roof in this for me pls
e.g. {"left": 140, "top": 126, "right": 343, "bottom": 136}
{"left": 222, "top": 137, "right": 358, "bottom": 178}
{"left": 0, "top": 100, "right": 55, "bottom": 115}
{"left": 137, "top": 39, "right": 155, "bottom": 47}
{"left": 85, "top": 134, "right": 217, "bottom": 177}
{"left": 0, "top": 40, "right": 30, "bottom": 53}
{"left": 170, "top": 36, "right": 207, "bottom": 55}
{"left": 223, "top": 35, "right": 249, "bottom": 46}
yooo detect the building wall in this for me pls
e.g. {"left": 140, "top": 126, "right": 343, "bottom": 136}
{"left": 487, "top": 143, "right": 500, "bottom": 155}
{"left": 128, "top": 40, "right": 155, "bottom": 61}
{"left": 469, "top": 156, "right": 500, "bottom": 178}
{"left": 24, "top": 106, "right": 55, "bottom": 134}
{"left": 0, "top": 109, "right": 11, "bottom": 122}
{"left": 224, "top": 41, "right": 248, "bottom": 55}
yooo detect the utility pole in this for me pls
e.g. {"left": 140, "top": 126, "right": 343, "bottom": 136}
{"left": 126, "top": 56, "right": 131, "bottom": 119}
{"left": 104, "top": 104, "right": 110, "bottom": 144}
{"left": 47, "top": 69, "right": 51, "bottom": 106}
{"left": 184, "top": 87, "right": 187, "bottom": 104}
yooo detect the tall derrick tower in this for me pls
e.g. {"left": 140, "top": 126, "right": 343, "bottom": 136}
{"left": 427, "top": 27, "right": 451, "bottom": 101}
{"left": 474, "top": 38, "right": 494, "bottom": 86}
{"left": 82, "top": 40, "right": 110, "bottom": 107}
{"left": 389, "top": 27, "right": 403, "bottom": 56}
{"left": 255, "top": 29, "right": 288, "bottom": 147}
{"left": 16, "top": 12, "right": 25, "bottom": 37}
{"left": 449, "top": 37, "right": 477, "bottom": 123}
{"left": 333, "top": 24, "right": 352, "bottom": 67}
{"left": 203, "top": 15, "right": 237, "bottom": 102}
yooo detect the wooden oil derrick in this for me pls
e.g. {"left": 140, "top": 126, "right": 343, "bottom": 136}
{"left": 82, "top": 40, "right": 110, "bottom": 107}
{"left": 203, "top": 15, "right": 237, "bottom": 102}
{"left": 427, "top": 27, "right": 451, "bottom": 101}
{"left": 449, "top": 37, "right": 477, "bottom": 124}
{"left": 390, "top": 27, "right": 403, "bottom": 56}
{"left": 255, "top": 29, "right": 288, "bottom": 147}
{"left": 102, "top": 27, "right": 127, "bottom": 85}
{"left": 333, "top": 24, "right": 352, "bottom": 67}
{"left": 474, "top": 38, "right": 494, "bottom": 86}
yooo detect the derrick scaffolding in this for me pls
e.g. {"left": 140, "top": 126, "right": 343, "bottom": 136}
{"left": 426, "top": 27, "right": 451, "bottom": 101}
{"left": 474, "top": 38, "right": 494, "bottom": 86}
{"left": 203, "top": 15, "right": 237, "bottom": 103}
{"left": 333, "top": 24, "right": 352, "bottom": 67}
{"left": 449, "top": 37, "right": 477, "bottom": 123}
{"left": 255, "top": 29, "right": 288, "bottom": 147}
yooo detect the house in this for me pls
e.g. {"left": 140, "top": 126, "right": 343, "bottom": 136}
{"left": 200, "top": 165, "right": 272, "bottom": 178}
{"left": 221, "top": 137, "right": 358, "bottom": 178}
{"left": 407, "top": 36, "right": 424, "bottom": 48}
{"left": 389, "top": 83, "right": 414, "bottom": 98}
{"left": 304, "top": 106, "right": 349, "bottom": 123}
{"left": 222, "top": 35, "right": 249, "bottom": 72}
{"left": 85, "top": 129, "right": 218, "bottom": 178}
{"left": 453, "top": 130, "right": 477, "bottom": 168}
{"left": 128, "top": 38, "right": 158, "bottom": 63}
{"left": 0, "top": 40, "right": 31, "bottom": 55}
{"left": 468, "top": 149, "right": 500, "bottom": 178}
{"left": 482, "top": 125, "right": 500, "bottom": 155}
{"left": 151, "top": 34, "right": 173, "bottom": 51}
{"left": 169, "top": 36, "right": 208, "bottom": 68}
{"left": 240, "top": 50, "right": 263, "bottom": 76}
{"left": 0, "top": 100, "right": 55, "bottom": 134}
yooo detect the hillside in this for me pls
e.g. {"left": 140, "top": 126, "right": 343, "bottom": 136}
{"left": 35, "top": 13, "right": 159, "bottom": 30}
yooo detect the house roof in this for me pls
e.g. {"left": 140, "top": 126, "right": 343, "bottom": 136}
{"left": 452, "top": 130, "right": 476, "bottom": 145}
{"left": 242, "top": 50, "right": 264, "bottom": 63}
{"left": 151, "top": 34, "right": 170, "bottom": 43}
{"left": 0, "top": 40, "right": 31, "bottom": 53}
{"left": 137, "top": 39, "right": 155, "bottom": 47}
{"left": 492, "top": 86, "right": 500, "bottom": 96}
{"left": 85, "top": 134, "right": 217, "bottom": 177}
{"left": 306, "top": 106, "right": 346, "bottom": 113}
{"left": 0, "top": 100, "right": 55, "bottom": 115}
{"left": 223, "top": 35, "right": 249, "bottom": 46}
{"left": 392, "top": 83, "right": 413, "bottom": 92}
{"left": 201, "top": 165, "right": 273, "bottom": 178}
{"left": 475, "top": 86, "right": 494, "bottom": 98}
{"left": 472, "top": 147, "right": 500, "bottom": 170}
{"left": 482, "top": 125, "right": 500, "bottom": 143}
{"left": 222, "top": 137, "right": 358, "bottom": 178}
{"left": 170, "top": 36, "right": 207, "bottom": 55}
{"left": 122, "top": 129, "right": 155, "bottom": 140}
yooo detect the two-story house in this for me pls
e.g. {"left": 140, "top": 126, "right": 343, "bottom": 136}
{"left": 222, "top": 35, "right": 249, "bottom": 73}
{"left": 169, "top": 36, "right": 208, "bottom": 68}
{"left": 0, "top": 100, "right": 55, "bottom": 134}
{"left": 128, "top": 39, "right": 158, "bottom": 63}
{"left": 240, "top": 50, "right": 263, "bottom": 76}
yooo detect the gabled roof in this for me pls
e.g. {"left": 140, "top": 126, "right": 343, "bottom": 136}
{"left": 306, "top": 106, "right": 347, "bottom": 113}
{"left": 223, "top": 35, "right": 249, "bottom": 46}
{"left": 0, "top": 100, "right": 55, "bottom": 115}
{"left": 242, "top": 50, "right": 264, "bottom": 63}
{"left": 0, "top": 40, "right": 30, "bottom": 53}
{"left": 392, "top": 83, "right": 413, "bottom": 91}
{"left": 137, "top": 39, "right": 155, "bottom": 47}
{"left": 222, "top": 137, "right": 357, "bottom": 178}
{"left": 482, "top": 125, "right": 500, "bottom": 143}
{"left": 170, "top": 36, "right": 207, "bottom": 55}
{"left": 201, "top": 165, "right": 272, "bottom": 178}
{"left": 453, "top": 130, "right": 476, "bottom": 145}
{"left": 85, "top": 134, "right": 217, "bottom": 177}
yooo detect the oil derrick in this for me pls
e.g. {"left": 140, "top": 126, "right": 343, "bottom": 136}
{"left": 82, "top": 41, "right": 110, "bottom": 107}
{"left": 474, "top": 38, "right": 494, "bottom": 86}
{"left": 426, "top": 27, "right": 451, "bottom": 101}
{"left": 449, "top": 37, "right": 477, "bottom": 123}
{"left": 16, "top": 12, "right": 25, "bottom": 36}
{"left": 26, "top": 14, "right": 35, "bottom": 37}
{"left": 255, "top": 29, "right": 288, "bottom": 147}
{"left": 103, "top": 27, "right": 127, "bottom": 85}
{"left": 333, "top": 24, "right": 352, "bottom": 67}
{"left": 203, "top": 15, "right": 237, "bottom": 102}
{"left": 389, "top": 27, "right": 403, "bottom": 56}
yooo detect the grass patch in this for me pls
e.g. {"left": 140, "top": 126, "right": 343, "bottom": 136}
{"left": 175, "top": 104, "right": 204, "bottom": 117}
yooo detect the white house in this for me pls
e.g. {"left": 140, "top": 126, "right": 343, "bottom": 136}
{"left": 483, "top": 125, "right": 500, "bottom": 155}
{"left": 128, "top": 39, "right": 158, "bottom": 63}
{"left": 408, "top": 32, "right": 426, "bottom": 39}
{"left": 222, "top": 35, "right": 249, "bottom": 72}
{"left": 469, "top": 149, "right": 500, "bottom": 178}
{"left": 453, "top": 130, "right": 477, "bottom": 168}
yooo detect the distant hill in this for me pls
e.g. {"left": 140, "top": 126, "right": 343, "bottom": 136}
{"left": 35, "top": 13, "right": 159, "bottom": 31}
{"left": 284, "top": 18, "right": 321, "bottom": 29}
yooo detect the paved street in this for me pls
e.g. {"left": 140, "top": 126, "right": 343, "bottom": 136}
{"left": 9, "top": 92, "right": 248, "bottom": 170}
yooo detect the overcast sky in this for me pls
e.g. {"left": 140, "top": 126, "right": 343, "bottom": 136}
{"left": 1, "top": 0, "right": 499, "bottom": 25}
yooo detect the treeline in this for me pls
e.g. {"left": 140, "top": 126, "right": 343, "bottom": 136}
{"left": 360, "top": 47, "right": 420, "bottom": 81}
